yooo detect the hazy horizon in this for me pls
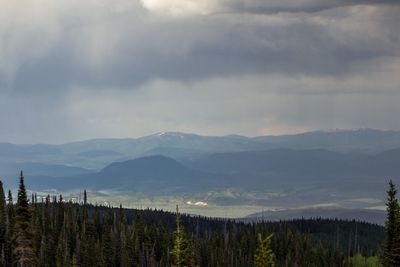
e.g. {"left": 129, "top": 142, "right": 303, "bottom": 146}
{"left": 1, "top": 127, "right": 399, "bottom": 145}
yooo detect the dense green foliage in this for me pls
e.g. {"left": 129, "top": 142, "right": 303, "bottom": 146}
{"left": 254, "top": 233, "right": 275, "bottom": 267}
{"left": 348, "top": 254, "right": 382, "bottom": 267}
{"left": 171, "top": 206, "right": 194, "bottom": 267}
{"left": 0, "top": 176, "right": 385, "bottom": 266}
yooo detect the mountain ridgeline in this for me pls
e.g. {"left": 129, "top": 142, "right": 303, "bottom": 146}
{"left": 2, "top": 129, "right": 400, "bottom": 171}
{"left": 1, "top": 129, "right": 399, "bottom": 224}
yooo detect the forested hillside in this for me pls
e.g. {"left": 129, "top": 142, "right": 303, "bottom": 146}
{"left": 0, "top": 173, "right": 384, "bottom": 266}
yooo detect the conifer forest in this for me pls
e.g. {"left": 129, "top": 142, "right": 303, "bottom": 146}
{"left": 1, "top": 172, "right": 397, "bottom": 267}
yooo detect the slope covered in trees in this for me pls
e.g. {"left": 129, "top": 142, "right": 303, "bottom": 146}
{"left": 0, "top": 173, "right": 385, "bottom": 266}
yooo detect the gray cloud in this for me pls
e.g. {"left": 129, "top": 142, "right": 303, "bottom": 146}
{"left": 0, "top": 0, "right": 399, "bottom": 143}
{"left": 0, "top": 1, "right": 398, "bottom": 92}
{"left": 140, "top": 0, "right": 399, "bottom": 15}
{"left": 221, "top": 0, "right": 400, "bottom": 14}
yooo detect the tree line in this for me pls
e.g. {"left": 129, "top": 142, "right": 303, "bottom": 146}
{"left": 0, "top": 172, "right": 387, "bottom": 266}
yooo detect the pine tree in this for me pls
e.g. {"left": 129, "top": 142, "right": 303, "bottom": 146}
{"left": 14, "top": 171, "right": 36, "bottom": 267}
{"left": 102, "top": 226, "right": 114, "bottom": 267}
{"left": 383, "top": 180, "right": 400, "bottom": 266}
{"left": 5, "top": 190, "right": 14, "bottom": 267}
{"left": 0, "top": 181, "right": 6, "bottom": 266}
{"left": 83, "top": 190, "right": 87, "bottom": 206}
{"left": 254, "top": 233, "right": 275, "bottom": 267}
{"left": 171, "top": 205, "right": 194, "bottom": 267}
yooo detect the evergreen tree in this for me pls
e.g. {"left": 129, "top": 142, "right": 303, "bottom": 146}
{"left": 31, "top": 202, "right": 42, "bottom": 262}
{"left": 14, "top": 171, "right": 36, "bottom": 267}
{"left": 83, "top": 190, "right": 87, "bottom": 206}
{"left": 5, "top": 190, "right": 14, "bottom": 267}
{"left": 254, "top": 233, "right": 275, "bottom": 267}
{"left": 383, "top": 180, "right": 400, "bottom": 266}
{"left": 39, "top": 195, "right": 56, "bottom": 267}
{"left": 171, "top": 205, "right": 194, "bottom": 267}
{"left": 0, "top": 181, "right": 6, "bottom": 266}
{"left": 101, "top": 226, "right": 114, "bottom": 267}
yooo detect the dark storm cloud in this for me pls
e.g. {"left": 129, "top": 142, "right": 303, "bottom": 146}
{"left": 1, "top": 0, "right": 398, "bottom": 92}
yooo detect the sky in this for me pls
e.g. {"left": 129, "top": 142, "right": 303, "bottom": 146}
{"left": 0, "top": 0, "right": 399, "bottom": 144}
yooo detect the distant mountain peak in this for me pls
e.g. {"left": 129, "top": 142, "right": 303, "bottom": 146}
{"left": 150, "top": 131, "right": 191, "bottom": 138}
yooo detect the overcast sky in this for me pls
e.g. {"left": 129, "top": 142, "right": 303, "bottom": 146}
{"left": 0, "top": 0, "right": 399, "bottom": 143}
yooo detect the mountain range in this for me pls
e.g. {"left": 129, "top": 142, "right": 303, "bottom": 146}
{"left": 11, "top": 146, "right": 398, "bottom": 196}
{"left": 2, "top": 128, "right": 400, "bottom": 171}
{"left": 1, "top": 128, "right": 399, "bottom": 219}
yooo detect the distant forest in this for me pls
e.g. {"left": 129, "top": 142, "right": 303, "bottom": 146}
{"left": 2, "top": 173, "right": 399, "bottom": 266}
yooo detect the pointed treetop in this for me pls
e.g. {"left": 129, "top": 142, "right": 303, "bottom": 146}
{"left": 17, "top": 171, "right": 29, "bottom": 207}
{"left": 8, "top": 190, "right": 12, "bottom": 204}
{"left": 176, "top": 205, "right": 181, "bottom": 229}
{"left": 0, "top": 180, "right": 4, "bottom": 203}
{"left": 387, "top": 180, "right": 398, "bottom": 202}
{"left": 0, "top": 180, "right": 5, "bottom": 208}
{"left": 19, "top": 170, "right": 25, "bottom": 191}
{"left": 83, "top": 189, "right": 87, "bottom": 205}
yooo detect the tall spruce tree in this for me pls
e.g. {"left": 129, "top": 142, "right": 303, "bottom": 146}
{"left": 383, "top": 180, "right": 400, "bottom": 266}
{"left": 6, "top": 190, "right": 14, "bottom": 267}
{"left": 171, "top": 205, "right": 194, "bottom": 267}
{"left": 14, "top": 171, "right": 36, "bottom": 267}
{"left": 0, "top": 181, "right": 6, "bottom": 266}
{"left": 83, "top": 190, "right": 87, "bottom": 206}
{"left": 254, "top": 233, "right": 275, "bottom": 267}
